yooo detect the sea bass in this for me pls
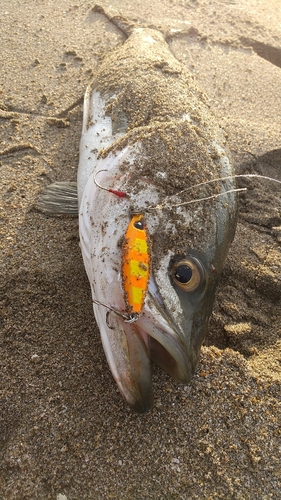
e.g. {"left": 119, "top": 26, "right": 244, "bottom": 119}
{"left": 76, "top": 24, "right": 238, "bottom": 412}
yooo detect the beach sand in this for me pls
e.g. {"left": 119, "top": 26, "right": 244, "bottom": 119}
{"left": 1, "top": 1, "right": 280, "bottom": 498}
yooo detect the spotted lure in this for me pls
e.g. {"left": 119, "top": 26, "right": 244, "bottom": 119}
{"left": 122, "top": 214, "right": 150, "bottom": 320}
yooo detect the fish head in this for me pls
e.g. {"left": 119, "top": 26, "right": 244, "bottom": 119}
{"left": 79, "top": 124, "right": 238, "bottom": 412}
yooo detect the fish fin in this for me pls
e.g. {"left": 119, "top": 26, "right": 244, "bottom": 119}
{"left": 92, "top": 5, "right": 134, "bottom": 37}
{"left": 35, "top": 181, "right": 78, "bottom": 216}
{"left": 92, "top": 4, "right": 196, "bottom": 42}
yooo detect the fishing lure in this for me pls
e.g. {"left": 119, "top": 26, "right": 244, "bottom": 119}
{"left": 122, "top": 214, "right": 151, "bottom": 320}
{"left": 92, "top": 212, "right": 150, "bottom": 323}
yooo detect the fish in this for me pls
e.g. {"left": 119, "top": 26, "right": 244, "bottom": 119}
{"left": 76, "top": 18, "right": 238, "bottom": 412}
{"left": 38, "top": 10, "right": 238, "bottom": 412}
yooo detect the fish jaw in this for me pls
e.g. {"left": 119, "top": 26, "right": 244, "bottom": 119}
{"left": 89, "top": 274, "right": 211, "bottom": 411}
{"left": 92, "top": 289, "right": 201, "bottom": 412}
{"left": 92, "top": 300, "right": 154, "bottom": 413}
{"left": 90, "top": 282, "right": 201, "bottom": 412}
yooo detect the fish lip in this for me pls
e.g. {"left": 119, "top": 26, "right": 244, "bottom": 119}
{"left": 94, "top": 307, "right": 154, "bottom": 414}
{"left": 136, "top": 293, "right": 196, "bottom": 383}
{"left": 117, "top": 320, "right": 154, "bottom": 413}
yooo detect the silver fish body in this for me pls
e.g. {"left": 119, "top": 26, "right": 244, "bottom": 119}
{"left": 78, "top": 28, "right": 238, "bottom": 412}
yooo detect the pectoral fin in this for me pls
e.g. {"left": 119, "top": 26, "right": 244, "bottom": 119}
{"left": 35, "top": 181, "right": 78, "bottom": 215}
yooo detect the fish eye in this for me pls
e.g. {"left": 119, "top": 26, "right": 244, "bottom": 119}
{"left": 171, "top": 257, "right": 204, "bottom": 292}
{"left": 134, "top": 220, "right": 144, "bottom": 230}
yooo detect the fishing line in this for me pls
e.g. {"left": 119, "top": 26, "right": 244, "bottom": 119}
{"left": 164, "top": 174, "right": 281, "bottom": 200}
{"left": 93, "top": 171, "right": 281, "bottom": 211}
{"left": 147, "top": 187, "right": 247, "bottom": 211}
{"left": 147, "top": 174, "right": 281, "bottom": 210}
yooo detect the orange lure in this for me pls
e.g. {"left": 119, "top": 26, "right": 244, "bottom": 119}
{"left": 122, "top": 214, "right": 150, "bottom": 319}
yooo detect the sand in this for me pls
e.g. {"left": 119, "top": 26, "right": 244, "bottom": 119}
{"left": 1, "top": 1, "right": 280, "bottom": 499}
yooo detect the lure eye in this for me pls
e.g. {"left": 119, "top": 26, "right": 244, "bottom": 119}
{"left": 171, "top": 257, "right": 204, "bottom": 292}
{"left": 134, "top": 220, "right": 144, "bottom": 230}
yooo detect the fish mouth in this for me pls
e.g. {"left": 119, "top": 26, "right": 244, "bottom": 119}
{"left": 138, "top": 297, "right": 195, "bottom": 383}
{"left": 99, "top": 292, "right": 197, "bottom": 413}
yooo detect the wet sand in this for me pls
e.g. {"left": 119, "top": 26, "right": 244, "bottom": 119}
{"left": 1, "top": 1, "right": 280, "bottom": 498}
